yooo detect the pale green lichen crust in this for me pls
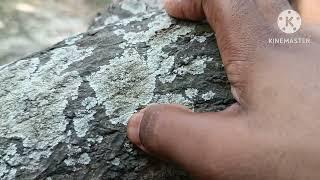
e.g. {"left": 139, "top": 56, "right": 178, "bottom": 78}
{"left": 0, "top": 45, "right": 94, "bottom": 179}
{"left": 87, "top": 13, "right": 198, "bottom": 125}
{"left": 0, "top": 0, "right": 232, "bottom": 179}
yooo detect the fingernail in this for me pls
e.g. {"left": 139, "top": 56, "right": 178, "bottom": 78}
{"left": 127, "top": 109, "right": 145, "bottom": 147}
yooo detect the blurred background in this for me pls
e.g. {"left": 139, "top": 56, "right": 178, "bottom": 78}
{"left": 0, "top": 0, "right": 111, "bottom": 65}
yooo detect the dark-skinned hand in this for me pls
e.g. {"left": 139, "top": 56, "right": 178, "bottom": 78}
{"left": 128, "top": 0, "right": 320, "bottom": 179}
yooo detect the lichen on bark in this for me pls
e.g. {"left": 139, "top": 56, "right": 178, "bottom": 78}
{"left": 0, "top": 0, "right": 233, "bottom": 179}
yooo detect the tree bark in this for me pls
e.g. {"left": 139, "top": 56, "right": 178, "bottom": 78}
{"left": 0, "top": 0, "right": 234, "bottom": 179}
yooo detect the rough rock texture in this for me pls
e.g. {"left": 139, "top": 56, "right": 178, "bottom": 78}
{"left": 0, "top": 0, "right": 234, "bottom": 179}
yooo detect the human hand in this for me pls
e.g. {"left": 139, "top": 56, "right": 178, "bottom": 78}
{"left": 128, "top": 0, "right": 320, "bottom": 179}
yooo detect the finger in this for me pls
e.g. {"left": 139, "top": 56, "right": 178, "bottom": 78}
{"left": 164, "top": 0, "right": 292, "bottom": 32}
{"left": 293, "top": 0, "right": 320, "bottom": 23}
{"left": 127, "top": 109, "right": 146, "bottom": 150}
{"left": 128, "top": 104, "right": 255, "bottom": 178}
{"left": 164, "top": 0, "right": 205, "bottom": 21}
{"left": 164, "top": 0, "right": 292, "bottom": 106}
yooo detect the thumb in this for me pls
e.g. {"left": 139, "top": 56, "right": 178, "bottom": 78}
{"left": 128, "top": 104, "right": 253, "bottom": 178}
{"left": 164, "top": 0, "right": 205, "bottom": 21}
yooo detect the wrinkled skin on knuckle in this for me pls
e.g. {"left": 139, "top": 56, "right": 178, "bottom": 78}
{"left": 220, "top": 26, "right": 287, "bottom": 104}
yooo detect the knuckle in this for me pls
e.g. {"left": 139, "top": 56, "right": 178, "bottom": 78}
{"left": 225, "top": 58, "right": 249, "bottom": 85}
{"left": 224, "top": 58, "right": 250, "bottom": 103}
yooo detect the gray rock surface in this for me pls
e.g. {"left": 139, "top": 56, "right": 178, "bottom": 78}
{"left": 0, "top": 0, "right": 234, "bottom": 179}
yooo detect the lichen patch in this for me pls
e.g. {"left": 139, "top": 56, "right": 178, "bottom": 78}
{"left": 73, "top": 110, "right": 96, "bottom": 138}
{"left": 192, "top": 36, "right": 207, "bottom": 43}
{"left": 88, "top": 13, "right": 195, "bottom": 125}
{"left": 64, "top": 153, "right": 91, "bottom": 167}
{"left": 65, "top": 34, "right": 84, "bottom": 45}
{"left": 153, "top": 93, "right": 192, "bottom": 107}
{"left": 0, "top": 44, "right": 95, "bottom": 176}
{"left": 111, "top": 158, "right": 121, "bottom": 166}
{"left": 82, "top": 97, "right": 98, "bottom": 110}
{"left": 87, "top": 48, "right": 154, "bottom": 125}
{"left": 174, "top": 56, "right": 213, "bottom": 76}
{"left": 104, "top": 15, "right": 120, "bottom": 26}
{"left": 202, "top": 91, "right": 216, "bottom": 101}
{"left": 40, "top": 45, "right": 95, "bottom": 75}
{"left": 185, "top": 88, "right": 199, "bottom": 99}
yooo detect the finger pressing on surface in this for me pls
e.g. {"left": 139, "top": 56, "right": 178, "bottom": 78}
{"left": 127, "top": 103, "right": 254, "bottom": 178}
{"left": 164, "top": 0, "right": 205, "bottom": 21}
{"left": 165, "top": 0, "right": 292, "bottom": 107}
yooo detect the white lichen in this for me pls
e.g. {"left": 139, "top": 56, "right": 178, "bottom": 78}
{"left": 0, "top": 43, "right": 95, "bottom": 176}
{"left": 158, "top": 74, "right": 176, "bottom": 84}
{"left": 113, "top": 29, "right": 126, "bottom": 36}
{"left": 96, "top": 136, "right": 104, "bottom": 143}
{"left": 175, "top": 56, "right": 213, "bottom": 76}
{"left": 87, "top": 135, "right": 103, "bottom": 144}
{"left": 91, "top": 25, "right": 106, "bottom": 32}
{"left": 153, "top": 93, "right": 192, "bottom": 107}
{"left": 0, "top": 164, "right": 16, "bottom": 180}
{"left": 42, "top": 45, "right": 95, "bottom": 75}
{"left": 111, "top": 158, "right": 121, "bottom": 166}
{"left": 64, "top": 158, "right": 76, "bottom": 167}
{"left": 185, "top": 88, "right": 199, "bottom": 99}
{"left": 0, "top": 144, "right": 18, "bottom": 179}
{"left": 87, "top": 48, "right": 154, "bottom": 125}
{"left": 192, "top": 36, "right": 207, "bottom": 43}
{"left": 115, "top": 12, "right": 156, "bottom": 27}
{"left": 65, "top": 34, "right": 84, "bottom": 45}
{"left": 73, "top": 110, "right": 96, "bottom": 138}
{"left": 64, "top": 153, "right": 91, "bottom": 166}
{"left": 123, "top": 15, "right": 172, "bottom": 44}
{"left": 202, "top": 91, "right": 216, "bottom": 101}
{"left": 78, "top": 153, "right": 91, "bottom": 165}
{"left": 0, "top": 162, "right": 8, "bottom": 178}
{"left": 104, "top": 15, "right": 120, "bottom": 26}
{"left": 0, "top": 5, "right": 216, "bottom": 178}
{"left": 81, "top": 97, "right": 98, "bottom": 110}
{"left": 88, "top": 13, "right": 194, "bottom": 125}
{"left": 3, "top": 144, "right": 19, "bottom": 167}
